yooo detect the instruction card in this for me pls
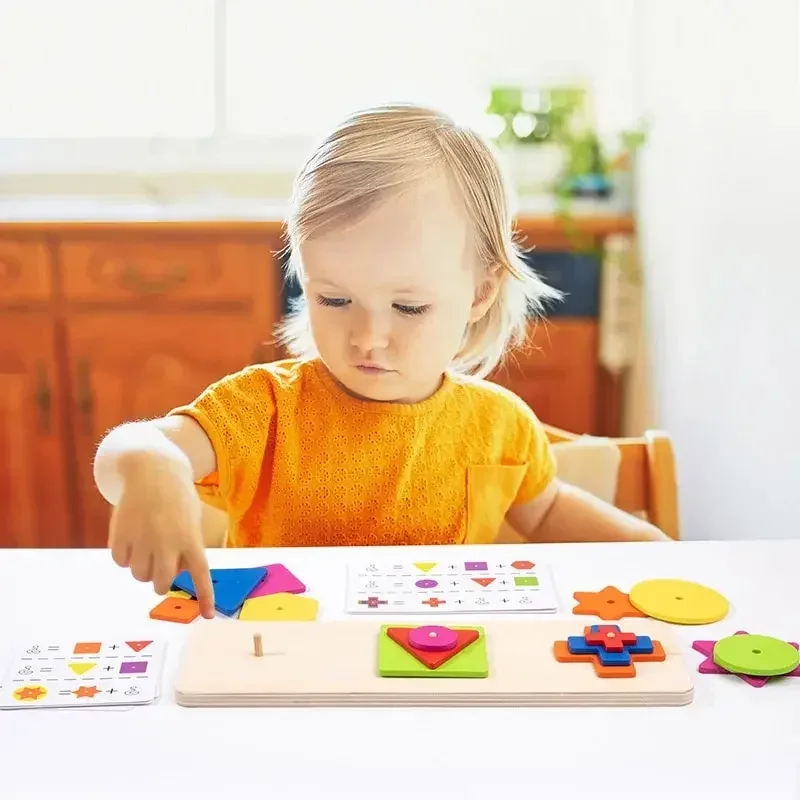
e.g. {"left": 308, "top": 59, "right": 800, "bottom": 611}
{"left": 345, "top": 556, "right": 558, "bottom": 613}
{"left": 0, "top": 636, "right": 167, "bottom": 709}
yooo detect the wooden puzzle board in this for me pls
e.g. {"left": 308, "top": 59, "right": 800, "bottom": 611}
{"left": 174, "top": 618, "right": 694, "bottom": 708}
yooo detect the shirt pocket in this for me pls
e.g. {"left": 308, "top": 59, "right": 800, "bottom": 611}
{"left": 465, "top": 464, "right": 529, "bottom": 545}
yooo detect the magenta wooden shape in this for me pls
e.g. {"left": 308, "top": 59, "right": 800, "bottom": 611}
{"left": 409, "top": 625, "right": 457, "bottom": 652}
{"left": 248, "top": 564, "right": 306, "bottom": 598}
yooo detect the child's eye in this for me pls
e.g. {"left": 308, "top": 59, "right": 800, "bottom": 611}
{"left": 317, "top": 296, "right": 349, "bottom": 308}
{"left": 394, "top": 303, "right": 430, "bottom": 316}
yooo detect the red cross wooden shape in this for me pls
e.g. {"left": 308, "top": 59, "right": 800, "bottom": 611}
{"left": 584, "top": 625, "right": 638, "bottom": 652}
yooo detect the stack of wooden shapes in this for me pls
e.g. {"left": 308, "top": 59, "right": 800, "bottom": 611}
{"left": 173, "top": 618, "right": 694, "bottom": 708}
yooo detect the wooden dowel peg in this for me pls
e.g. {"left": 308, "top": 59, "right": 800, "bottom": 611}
{"left": 253, "top": 632, "right": 263, "bottom": 657}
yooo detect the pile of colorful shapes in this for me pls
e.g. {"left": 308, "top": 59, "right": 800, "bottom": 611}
{"left": 553, "top": 623, "right": 666, "bottom": 678}
{"left": 691, "top": 631, "right": 800, "bottom": 687}
{"left": 149, "top": 563, "right": 315, "bottom": 623}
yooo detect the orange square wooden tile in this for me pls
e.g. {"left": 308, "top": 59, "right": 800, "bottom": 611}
{"left": 150, "top": 595, "right": 200, "bottom": 624}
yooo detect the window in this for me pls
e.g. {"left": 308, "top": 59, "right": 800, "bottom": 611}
{"left": 0, "top": 0, "right": 637, "bottom": 172}
{"left": 0, "top": 0, "right": 216, "bottom": 137}
{"left": 225, "top": 0, "right": 486, "bottom": 137}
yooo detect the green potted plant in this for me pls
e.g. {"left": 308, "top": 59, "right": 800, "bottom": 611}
{"left": 485, "top": 83, "right": 646, "bottom": 209}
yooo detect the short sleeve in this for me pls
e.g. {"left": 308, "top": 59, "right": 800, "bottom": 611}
{"left": 166, "top": 365, "right": 275, "bottom": 512}
{"left": 512, "top": 403, "right": 557, "bottom": 505}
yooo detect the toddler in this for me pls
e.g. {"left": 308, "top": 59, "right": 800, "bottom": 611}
{"left": 94, "top": 104, "right": 669, "bottom": 618}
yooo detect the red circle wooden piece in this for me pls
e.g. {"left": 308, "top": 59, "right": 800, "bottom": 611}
{"left": 409, "top": 625, "right": 457, "bottom": 651}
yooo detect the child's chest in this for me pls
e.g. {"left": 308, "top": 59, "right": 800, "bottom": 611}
{"left": 277, "top": 411, "right": 481, "bottom": 476}
{"left": 249, "top": 413, "right": 520, "bottom": 548}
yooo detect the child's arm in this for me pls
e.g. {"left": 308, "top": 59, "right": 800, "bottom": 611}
{"left": 94, "top": 415, "right": 216, "bottom": 503}
{"left": 506, "top": 478, "right": 672, "bottom": 543}
{"left": 94, "top": 416, "right": 218, "bottom": 617}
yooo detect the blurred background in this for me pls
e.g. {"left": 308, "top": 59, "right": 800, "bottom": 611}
{"left": 1, "top": 0, "right": 798, "bottom": 548}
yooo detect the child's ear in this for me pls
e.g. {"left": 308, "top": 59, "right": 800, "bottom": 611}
{"left": 469, "top": 266, "right": 502, "bottom": 323}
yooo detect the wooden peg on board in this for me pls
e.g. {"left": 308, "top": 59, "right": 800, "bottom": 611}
{"left": 253, "top": 633, "right": 263, "bottom": 657}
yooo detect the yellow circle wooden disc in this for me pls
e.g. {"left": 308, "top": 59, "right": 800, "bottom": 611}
{"left": 628, "top": 579, "right": 729, "bottom": 624}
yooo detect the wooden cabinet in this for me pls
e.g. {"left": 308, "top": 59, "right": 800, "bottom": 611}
{"left": 1, "top": 226, "right": 280, "bottom": 549}
{"left": 0, "top": 215, "right": 631, "bottom": 548}
{"left": 0, "top": 314, "right": 72, "bottom": 547}
{"left": 66, "top": 312, "right": 265, "bottom": 546}
{"left": 490, "top": 319, "right": 599, "bottom": 434}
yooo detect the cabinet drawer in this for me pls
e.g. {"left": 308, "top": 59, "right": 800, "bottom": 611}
{"left": 0, "top": 238, "right": 53, "bottom": 303}
{"left": 59, "top": 237, "right": 271, "bottom": 305}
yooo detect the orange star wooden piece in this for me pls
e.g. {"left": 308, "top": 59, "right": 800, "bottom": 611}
{"left": 572, "top": 586, "right": 648, "bottom": 621}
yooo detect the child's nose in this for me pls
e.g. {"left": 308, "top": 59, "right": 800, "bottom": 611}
{"left": 350, "top": 312, "right": 389, "bottom": 352}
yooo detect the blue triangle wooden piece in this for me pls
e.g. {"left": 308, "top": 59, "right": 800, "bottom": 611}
{"left": 172, "top": 566, "right": 268, "bottom": 616}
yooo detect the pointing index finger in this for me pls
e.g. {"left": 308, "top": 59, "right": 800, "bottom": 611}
{"left": 184, "top": 548, "right": 215, "bottom": 619}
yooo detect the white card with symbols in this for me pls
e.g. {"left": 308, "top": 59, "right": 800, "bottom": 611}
{"left": 0, "top": 636, "right": 167, "bottom": 709}
{"left": 345, "top": 556, "right": 558, "bottom": 614}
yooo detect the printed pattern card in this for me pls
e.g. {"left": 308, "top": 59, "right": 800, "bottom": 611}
{"left": 345, "top": 556, "right": 558, "bottom": 614}
{"left": 0, "top": 637, "right": 167, "bottom": 709}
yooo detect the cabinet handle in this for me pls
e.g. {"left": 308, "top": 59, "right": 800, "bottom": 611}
{"left": 35, "top": 361, "right": 51, "bottom": 433}
{"left": 76, "top": 359, "right": 94, "bottom": 433}
{"left": 120, "top": 262, "right": 188, "bottom": 295}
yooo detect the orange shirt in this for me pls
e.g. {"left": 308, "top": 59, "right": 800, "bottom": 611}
{"left": 169, "top": 358, "right": 555, "bottom": 548}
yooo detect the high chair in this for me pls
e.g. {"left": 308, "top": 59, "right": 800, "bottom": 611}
{"left": 543, "top": 424, "right": 680, "bottom": 540}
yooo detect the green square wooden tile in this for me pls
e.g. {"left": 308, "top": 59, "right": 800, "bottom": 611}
{"left": 377, "top": 624, "right": 488, "bottom": 678}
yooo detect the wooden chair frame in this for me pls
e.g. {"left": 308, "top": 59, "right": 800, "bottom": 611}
{"left": 544, "top": 424, "right": 681, "bottom": 539}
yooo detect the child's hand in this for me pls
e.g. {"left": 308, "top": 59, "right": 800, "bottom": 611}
{"left": 108, "top": 454, "right": 216, "bottom": 618}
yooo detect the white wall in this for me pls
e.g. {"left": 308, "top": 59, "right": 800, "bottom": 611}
{"left": 635, "top": 0, "right": 800, "bottom": 539}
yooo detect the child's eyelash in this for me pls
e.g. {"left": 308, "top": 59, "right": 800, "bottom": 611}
{"left": 317, "top": 296, "right": 349, "bottom": 308}
{"left": 316, "top": 296, "right": 429, "bottom": 315}
{"left": 394, "top": 303, "right": 429, "bottom": 315}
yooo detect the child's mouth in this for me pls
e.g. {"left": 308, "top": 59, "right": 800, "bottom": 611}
{"left": 355, "top": 364, "right": 393, "bottom": 375}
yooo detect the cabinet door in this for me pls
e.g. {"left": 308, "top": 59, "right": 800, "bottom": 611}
{"left": 66, "top": 314, "right": 261, "bottom": 547}
{"left": 0, "top": 315, "right": 73, "bottom": 547}
{"left": 490, "top": 319, "right": 599, "bottom": 434}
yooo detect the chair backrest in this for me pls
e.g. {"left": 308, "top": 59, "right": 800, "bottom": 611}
{"left": 544, "top": 425, "right": 681, "bottom": 540}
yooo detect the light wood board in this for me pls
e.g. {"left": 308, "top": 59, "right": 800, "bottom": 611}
{"left": 174, "top": 618, "right": 694, "bottom": 708}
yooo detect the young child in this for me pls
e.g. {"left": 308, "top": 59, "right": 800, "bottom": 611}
{"left": 93, "top": 104, "right": 669, "bottom": 618}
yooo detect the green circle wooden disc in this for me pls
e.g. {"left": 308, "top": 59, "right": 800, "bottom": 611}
{"left": 713, "top": 634, "right": 800, "bottom": 677}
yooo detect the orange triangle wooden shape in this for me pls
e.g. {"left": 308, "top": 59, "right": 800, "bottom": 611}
{"left": 386, "top": 627, "right": 479, "bottom": 669}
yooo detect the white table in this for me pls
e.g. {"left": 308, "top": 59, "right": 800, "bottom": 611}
{"left": 1, "top": 540, "right": 799, "bottom": 799}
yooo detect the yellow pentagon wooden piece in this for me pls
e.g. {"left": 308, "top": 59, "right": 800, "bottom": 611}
{"left": 239, "top": 592, "right": 319, "bottom": 621}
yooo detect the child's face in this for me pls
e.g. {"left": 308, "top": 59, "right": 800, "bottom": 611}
{"left": 300, "top": 172, "right": 493, "bottom": 403}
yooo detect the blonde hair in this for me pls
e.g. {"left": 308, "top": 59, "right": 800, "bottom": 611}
{"left": 276, "top": 103, "right": 561, "bottom": 378}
